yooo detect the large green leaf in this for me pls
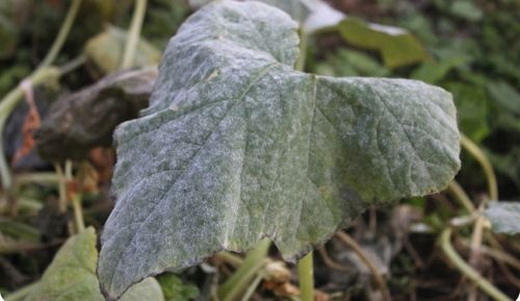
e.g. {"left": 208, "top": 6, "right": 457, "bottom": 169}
{"left": 98, "top": 2, "right": 460, "bottom": 299}
{"left": 25, "top": 228, "right": 164, "bottom": 301}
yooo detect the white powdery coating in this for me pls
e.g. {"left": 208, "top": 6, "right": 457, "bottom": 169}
{"left": 368, "top": 23, "right": 407, "bottom": 36}
{"left": 97, "top": 1, "right": 461, "bottom": 299}
{"left": 485, "top": 202, "right": 520, "bottom": 235}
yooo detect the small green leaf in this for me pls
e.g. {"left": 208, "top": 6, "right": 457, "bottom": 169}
{"left": 449, "top": 0, "right": 483, "bottom": 22}
{"left": 25, "top": 228, "right": 164, "bottom": 301}
{"left": 25, "top": 228, "right": 104, "bottom": 301}
{"left": 487, "top": 81, "right": 520, "bottom": 114}
{"left": 485, "top": 202, "right": 520, "bottom": 235}
{"left": 411, "top": 56, "right": 469, "bottom": 84}
{"left": 315, "top": 49, "right": 390, "bottom": 77}
{"left": 336, "top": 18, "right": 430, "bottom": 68}
{"left": 98, "top": 2, "right": 460, "bottom": 299}
{"left": 84, "top": 26, "right": 161, "bottom": 74}
{"left": 446, "top": 82, "right": 490, "bottom": 142}
{"left": 157, "top": 273, "right": 200, "bottom": 301}
{"left": 120, "top": 277, "right": 165, "bottom": 301}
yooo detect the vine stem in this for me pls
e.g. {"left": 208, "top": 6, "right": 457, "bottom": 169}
{"left": 447, "top": 180, "right": 475, "bottom": 213}
{"left": 460, "top": 134, "right": 498, "bottom": 300}
{"left": 0, "top": 0, "right": 82, "bottom": 190}
{"left": 13, "top": 172, "right": 59, "bottom": 185}
{"left": 297, "top": 251, "right": 314, "bottom": 301}
{"left": 216, "top": 251, "right": 243, "bottom": 267}
{"left": 460, "top": 134, "right": 498, "bottom": 201}
{"left": 121, "top": 0, "right": 148, "bottom": 69}
{"left": 240, "top": 271, "right": 265, "bottom": 301}
{"left": 0, "top": 68, "right": 60, "bottom": 190}
{"left": 66, "top": 160, "right": 85, "bottom": 233}
{"left": 37, "top": 0, "right": 83, "bottom": 69}
{"left": 218, "top": 238, "right": 271, "bottom": 301}
{"left": 439, "top": 227, "right": 510, "bottom": 301}
{"left": 54, "top": 163, "right": 67, "bottom": 213}
{"left": 336, "top": 231, "right": 391, "bottom": 301}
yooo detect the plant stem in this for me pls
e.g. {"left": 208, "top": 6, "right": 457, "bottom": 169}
{"left": 485, "top": 235, "right": 520, "bottom": 271}
{"left": 54, "top": 163, "right": 67, "bottom": 213}
{"left": 216, "top": 251, "right": 244, "bottom": 267}
{"left": 439, "top": 227, "right": 510, "bottom": 301}
{"left": 336, "top": 231, "right": 391, "bottom": 301}
{"left": 0, "top": 67, "right": 60, "bottom": 190}
{"left": 468, "top": 211, "right": 487, "bottom": 301}
{"left": 240, "top": 271, "right": 265, "bottom": 301}
{"left": 14, "top": 172, "right": 59, "bottom": 185}
{"left": 64, "top": 160, "right": 86, "bottom": 233}
{"left": 58, "top": 54, "right": 86, "bottom": 74}
{"left": 121, "top": 0, "right": 148, "bottom": 69}
{"left": 0, "top": 220, "right": 40, "bottom": 241}
{"left": 71, "top": 193, "right": 85, "bottom": 232}
{"left": 295, "top": 28, "right": 308, "bottom": 71}
{"left": 0, "top": 0, "right": 82, "bottom": 190}
{"left": 447, "top": 180, "right": 475, "bottom": 212}
{"left": 0, "top": 198, "right": 42, "bottom": 215}
{"left": 460, "top": 134, "right": 498, "bottom": 201}
{"left": 37, "top": 0, "right": 83, "bottom": 69}
{"left": 317, "top": 247, "right": 348, "bottom": 271}
{"left": 297, "top": 251, "right": 314, "bottom": 301}
{"left": 218, "top": 238, "right": 271, "bottom": 301}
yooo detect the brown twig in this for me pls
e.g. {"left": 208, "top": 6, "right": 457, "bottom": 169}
{"left": 335, "top": 231, "right": 391, "bottom": 301}
{"left": 317, "top": 247, "right": 349, "bottom": 272}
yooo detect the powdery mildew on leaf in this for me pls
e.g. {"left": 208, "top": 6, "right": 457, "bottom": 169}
{"left": 97, "top": 1, "right": 461, "bottom": 298}
{"left": 485, "top": 202, "right": 520, "bottom": 235}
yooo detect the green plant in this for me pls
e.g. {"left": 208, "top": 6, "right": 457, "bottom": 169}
{"left": 96, "top": 1, "right": 460, "bottom": 299}
{"left": 8, "top": 228, "right": 165, "bottom": 301}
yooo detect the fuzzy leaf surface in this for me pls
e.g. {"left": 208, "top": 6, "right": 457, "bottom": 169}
{"left": 98, "top": 1, "right": 460, "bottom": 298}
{"left": 485, "top": 202, "right": 520, "bottom": 235}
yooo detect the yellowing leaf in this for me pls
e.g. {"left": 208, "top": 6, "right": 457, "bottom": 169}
{"left": 337, "top": 18, "right": 430, "bottom": 68}
{"left": 84, "top": 26, "right": 161, "bottom": 74}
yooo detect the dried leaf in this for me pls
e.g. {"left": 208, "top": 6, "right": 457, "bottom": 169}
{"left": 36, "top": 67, "right": 157, "bottom": 161}
{"left": 11, "top": 81, "right": 41, "bottom": 166}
